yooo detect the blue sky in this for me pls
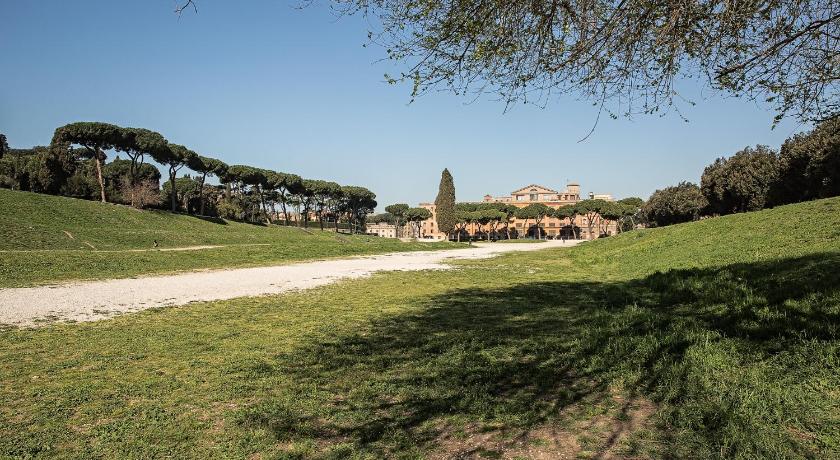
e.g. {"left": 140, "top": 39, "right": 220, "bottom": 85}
{"left": 0, "top": 1, "right": 807, "bottom": 208}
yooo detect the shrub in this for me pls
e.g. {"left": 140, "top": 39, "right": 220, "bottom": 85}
{"left": 701, "top": 145, "right": 778, "bottom": 215}
{"left": 643, "top": 182, "right": 708, "bottom": 227}
{"left": 769, "top": 116, "right": 840, "bottom": 206}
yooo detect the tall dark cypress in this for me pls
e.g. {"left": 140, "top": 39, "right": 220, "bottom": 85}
{"left": 434, "top": 168, "right": 456, "bottom": 237}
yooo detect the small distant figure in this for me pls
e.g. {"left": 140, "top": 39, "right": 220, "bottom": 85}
{"left": 153, "top": 240, "right": 159, "bottom": 248}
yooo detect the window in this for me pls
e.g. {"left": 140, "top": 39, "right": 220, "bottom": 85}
{"left": 516, "top": 223, "right": 523, "bottom": 228}
{"left": 548, "top": 222, "right": 555, "bottom": 227}
{"left": 530, "top": 194, "right": 538, "bottom": 201}
{"left": 516, "top": 195, "right": 526, "bottom": 201}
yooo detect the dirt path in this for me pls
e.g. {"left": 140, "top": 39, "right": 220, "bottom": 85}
{"left": 0, "top": 240, "right": 581, "bottom": 326}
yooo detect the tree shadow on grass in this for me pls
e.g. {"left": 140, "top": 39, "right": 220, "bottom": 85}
{"left": 239, "top": 252, "right": 840, "bottom": 458}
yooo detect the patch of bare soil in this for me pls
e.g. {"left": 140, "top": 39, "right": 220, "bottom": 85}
{"left": 428, "top": 392, "right": 657, "bottom": 460}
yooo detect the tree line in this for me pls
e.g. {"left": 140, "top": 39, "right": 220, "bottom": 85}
{"left": 375, "top": 198, "right": 645, "bottom": 241}
{"left": 642, "top": 116, "right": 840, "bottom": 227}
{"left": 0, "top": 122, "right": 377, "bottom": 231}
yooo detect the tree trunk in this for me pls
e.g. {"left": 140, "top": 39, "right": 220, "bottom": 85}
{"left": 169, "top": 167, "right": 178, "bottom": 212}
{"left": 257, "top": 185, "right": 270, "bottom": 224}
{"left": 280, "top": 198, "right": 289, "bottom": 226}
{"left": 94, "top": 153, "right": 106, "bottom": 203}
{"left": 129, "top": 156, "right": 137, "bottom": 187}
{"left": 199, "top": 172, "right": 207, "bottom": 216}
{"left": 318, "top": 207, "right": 325, "bottom": 231}
{"left": 127, "top": 154, "right": 139, "bottom": 207}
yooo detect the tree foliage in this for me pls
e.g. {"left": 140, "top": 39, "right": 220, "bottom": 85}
{"left": 597, "top": 202, "right": 625, "bottom": 234}
{"left": 553, "top": 204, "right": 579, "bottom": 238}
{"left": 122, "top": 128, "right": 167, "bottom": 186}
{"left": 0, "top": 133, "right": 8, "bottom": 159}
{"left": 102, "top": 158, "right": 161, "bottom": 204}
{"left": 643, "top": 182, "right": 708, "bottom": 227}
{"left": 152, "top": 143, "right": 197, "bottom": 212}
{"left": 516, "top": 203, "right": 551, "bottom": 238}
{"left": 574, "top": 199, "right": 610, "bottom": 238}
{"left": 404, "top": 207, "right": 432, "bottom": 238}
{"left": 306, "top": 179, "right": 342, "bottom": 230}
{"left": 385, "top": 203, "right": 410, "bottom": 237}
{"left": 334, "top": 0, "right": 839, "bottom": 125}
{"left": 701, "top": 145, "right": 779, "bottom": 215}
{"left": 473, "top": 206, "right": 507, "bottom": 240}
{"left": 51, "top": 122, "right": 133, "bottom": 203}
{"left": 267, "top": 171, "right": 304, "bottom": 225}
{"left": 15, "top": 120, "right": 383, "bottom": 229}
{"left": 341, "top": 186, "right": 377, "bottom": 233}
{"left": 369, "top": 212, "right": 396, "bottom": 224}
{"left": 618, "top": 197, "right": 645, "bottom": 209}
{"left": 0, "top": 146, "right": 77, "bottom": 195}
{"left": 434, "top": 168, "right": 456, "bottom": 236}
{"left": 187, "top": 154, "right": 228, "bottom": 215}
{"left": 770, "top": 116, "right": 840, "bottom": 205}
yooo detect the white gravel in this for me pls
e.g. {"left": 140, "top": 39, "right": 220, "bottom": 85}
{"left": 0, "top": 240, "right": 580, "bottom": 326}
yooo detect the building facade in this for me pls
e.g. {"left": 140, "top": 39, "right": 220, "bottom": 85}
{"left": 366, "top": 222, "right": 401, "bottom": 238}
{"left": 365, "top": 222, "right": 419, "bottom": 239}
{"left": 418, "top": 183, "right": 617, "bottom": 240}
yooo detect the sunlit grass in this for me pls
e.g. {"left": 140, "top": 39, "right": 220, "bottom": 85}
{"left": 0, "top": 197, "right": 838, "bottom": 458}
{"left": 0, "top": 189, "right": 462, "bottom": 287}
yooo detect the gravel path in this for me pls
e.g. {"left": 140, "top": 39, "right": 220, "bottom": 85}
{"left": 0, "top": 240, "right": 580, "bottom": 326}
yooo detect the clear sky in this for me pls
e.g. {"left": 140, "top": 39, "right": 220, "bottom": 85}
{"left": 0, "top": 1, "right": 807, "bottom": 209}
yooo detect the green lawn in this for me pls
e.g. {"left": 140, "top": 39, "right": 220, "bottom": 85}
{"left": 0, "top": 189, "right": 461, "bottom": 287}
{"left": 1, "top": 198, "right": 839, "bottom": 458}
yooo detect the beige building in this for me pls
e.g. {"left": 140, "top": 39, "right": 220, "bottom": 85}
{"left": 366, "top": 222, "right": 421, "bottom": 239}
{"left": 366, "top": 222, "right": 402, "bottom": 238}
{"left": 418, "top": 183, "right": 617, "bottom": 240}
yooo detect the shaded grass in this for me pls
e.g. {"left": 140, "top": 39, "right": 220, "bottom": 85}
{"left": 0, "top": 190, "right": 462, "bottom": 287}
{"left": 0, "top": 198, "right": 839, "bottom": 458}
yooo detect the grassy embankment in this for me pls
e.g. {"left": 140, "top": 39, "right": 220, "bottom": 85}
{"left": 1, "top": 197, "right": 838, "bottom": 458}
{"left": 0, "top": 189, "right": 461, "bottom": 287}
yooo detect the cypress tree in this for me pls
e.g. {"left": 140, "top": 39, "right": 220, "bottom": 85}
{"left": 434, "top": 168, "right": 456, "bottom": 237}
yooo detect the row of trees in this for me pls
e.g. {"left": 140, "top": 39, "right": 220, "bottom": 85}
{"left": 375, "top": 198, "right": 644, "bottom": 241}
{"left": 0, "top": 123, "right": 378, "bottom": 231}
{"left": 643, "top": 116, "right": 839, "bottom": 226}
{"left": 371, "top": 204, "right": 433, "bottom": 238}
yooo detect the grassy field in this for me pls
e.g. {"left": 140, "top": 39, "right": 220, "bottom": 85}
{"left": 1, "top": 198, "right": 839, "bottom": 458}
{"left": 0, "top": 190, "right": 461, "bottom": 287}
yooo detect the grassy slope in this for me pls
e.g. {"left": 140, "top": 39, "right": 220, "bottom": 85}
{"left": 0, "top": 189, "right": 460, "bottom": 287}
{"left": 1, "top": 198, "right": 838, "bottom": 458}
